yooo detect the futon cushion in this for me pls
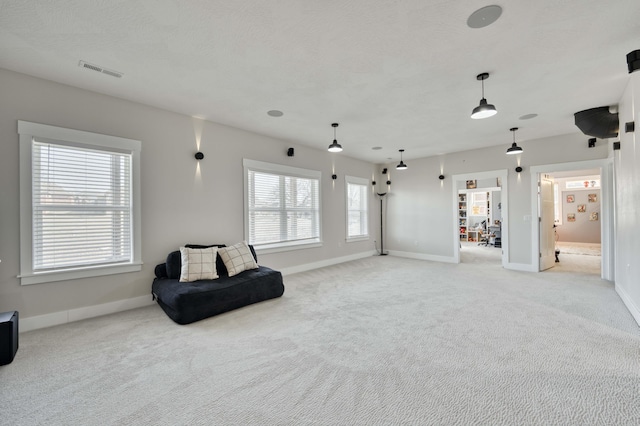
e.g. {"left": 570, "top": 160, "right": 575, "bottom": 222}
{"left": 166, "top": 250, "right": 182, "bottom": 279}
{"left": 163, "top": 243, "right": 258, "bottom": 279}
{"left": 179, "top": 246, "right": 219, "bottom": 282}
{"left": 185, "top": 244, "right": 227, "bottom": 275}
{"left": 218, "top": 241, "right": 259, "bottom": 277}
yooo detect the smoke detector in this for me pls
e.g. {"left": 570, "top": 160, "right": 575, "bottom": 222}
{"left": 78, "top": 60, "right": 123, "bottom": 78}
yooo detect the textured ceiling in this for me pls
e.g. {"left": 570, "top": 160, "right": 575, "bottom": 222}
{"left": 1, "top": 1, "right": 638, "bottom": 163}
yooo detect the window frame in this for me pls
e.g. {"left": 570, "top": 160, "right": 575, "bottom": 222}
{"left": 345, "top": 175, "right": 370, "bottom": 242}
{"left": 18, "top": 120, "right": 142, "bottom": 285}
{"left": 243, "top": 159, "right": 322, "bottom": 254}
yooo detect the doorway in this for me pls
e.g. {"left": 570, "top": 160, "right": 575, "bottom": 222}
{"left": 530, "top": 159, "right": 613, "bottom": 280}
{"left": 452, "top": 169, "right": 509, "bottom": 267}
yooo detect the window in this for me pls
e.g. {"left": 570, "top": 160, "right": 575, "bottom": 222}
{"left": 566, "top": 179, "right": 600, "bottom": 189}
{"left": 244, "top": 159, "right": 321, "bottom": 251}
{"left": 345, "top": 176, "right": 369, "bottom": 240}
{"left": 19, "top": 121, "right": 142, "bottom": 285}
{"left": 470, "top": 191, "right": 488, "bottom": 215}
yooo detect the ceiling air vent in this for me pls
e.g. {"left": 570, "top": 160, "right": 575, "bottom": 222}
{"left": 78, "top": 60, "right": 123, "bottom": 78}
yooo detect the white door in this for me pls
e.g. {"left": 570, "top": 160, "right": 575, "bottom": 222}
{"left": 539, "top": 174, "right": 556, "bottom": 271}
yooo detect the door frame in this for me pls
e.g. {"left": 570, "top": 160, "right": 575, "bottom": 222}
{"left": 452, "top": 169, "right": 509, "bottom": 267}
{"left": 529, "top": 159, "right": 614, "bottom": 280}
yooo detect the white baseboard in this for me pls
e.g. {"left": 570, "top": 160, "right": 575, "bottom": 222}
{"left": 615, "top": 283, "right": 640, "bottom": 327}
{"left": 388, "top": 250, "right": 457, "bottom": 264}
{"left": 280, "top": 250, "right": 377, "bottom": 276}
{"left": 391, "top": 252, "right": 537, "bottom": 272}
{"left": 504, "top": 262, "right": 537, "bottom": 272}
{"left": 20, "top": 294, "right": 155, "bottom": 333}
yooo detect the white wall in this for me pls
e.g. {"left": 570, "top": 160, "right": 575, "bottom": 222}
{"left": 614, "top": 70, "right": 640, "bottom": 325}
{"left": 0, "top": 68, "right": 376, "bottom": 321}
{"left": 555, "top": 175, "right": 601, "bottom": 244}
{"left": 379, "top": 133, "right": 610, "bottom": 266}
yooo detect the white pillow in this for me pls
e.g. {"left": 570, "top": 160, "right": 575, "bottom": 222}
{"left": 218, "top": 241, "right": 258, "bottom": 277}
{"left": 179, "top": 246, "right": 219, "bottom": 282}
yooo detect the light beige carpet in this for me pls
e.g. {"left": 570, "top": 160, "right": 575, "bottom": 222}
{"left": 556, "top": 241, "right": 602, "bottom": 256}
{"left": 1, "top": 256, "right": 639, "bottom": 425}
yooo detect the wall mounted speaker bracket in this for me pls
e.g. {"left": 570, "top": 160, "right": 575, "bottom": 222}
{"left": 625, "top": 122, "right": 635, "bottom": 133}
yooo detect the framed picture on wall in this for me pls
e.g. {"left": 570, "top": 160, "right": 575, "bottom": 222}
{"left": 567, "top": 213, "right": 576, "bottom": 222}
{"left": 566, "top": 194, "right": 575, "bottom": 203}
{"left": 590, "top": 212, "right": 599, "bottom": 221}
{"left": 577, "top": 204, "right": 586, "bottom": 213}
{"left": 588, "top": 193, "right": 597, "bottom": 203}
{"left": 466, "top": 180, "right": 477, "bottom": 189}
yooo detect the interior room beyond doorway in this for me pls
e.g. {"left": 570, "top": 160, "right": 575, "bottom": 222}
{"left": 458, "top": 176, "right": 502, "bottom": 264}
{"left": 547, "top": 169, "right": 602, "bottom": 275}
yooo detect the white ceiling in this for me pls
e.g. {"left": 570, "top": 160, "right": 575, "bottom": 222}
{"left": 1, "top": 1, "right": 638, "bottom": 163}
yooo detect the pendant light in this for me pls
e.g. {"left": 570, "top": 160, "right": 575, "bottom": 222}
{"left": 471, "top": 73, "right": 497, "bottom": 119}
{"left": 396, "top": 149, "right": 408, "bottom": 170}
{"left": 327, "top": 123, "right": 342, "bottom": 152}
{"left": 506, "top": 127, "right": 523, "bottom": 155}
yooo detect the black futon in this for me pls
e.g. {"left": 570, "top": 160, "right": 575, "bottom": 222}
{"left": 152, "top": 245, "right": 284, "bottom": 324}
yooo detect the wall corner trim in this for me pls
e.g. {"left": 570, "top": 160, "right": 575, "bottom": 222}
{"left": 615, "top": 283, "right": 640, "bottom": 327}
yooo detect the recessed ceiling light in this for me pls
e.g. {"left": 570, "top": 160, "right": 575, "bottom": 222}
{"left": 267, "top": 110, "right": 283, "bottom": 117}
{"left": 519, "top": 113, "right": 538, "bottom": 120}
{"left": 372, "top": 146, "right": 382, "bottom": 150}
{"left": 467, "top": 5, "right": 502, "bottom": 29}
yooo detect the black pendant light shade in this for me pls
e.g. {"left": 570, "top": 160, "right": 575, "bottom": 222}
{"left": 396, "top": 149, "right": 408, "bottom": 170}
{"left": 506, "top": 127, "right": 523, "bottom": 155}
{"left": 328, "top": 123, "right": 343, "bottom": 152}
{"left": 471, "top": 73, "right": 497, "bottom": 119}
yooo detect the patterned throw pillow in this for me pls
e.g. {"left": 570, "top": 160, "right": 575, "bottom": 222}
{"left": 218, "top": 241, "right": 259, "bottom": 277}
{"left": 179, "top": 247, "right": 219, "bottom": 282}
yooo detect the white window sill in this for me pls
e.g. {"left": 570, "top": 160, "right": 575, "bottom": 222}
{"left": 19, "top": 262, "right": 143, "bottom": 286}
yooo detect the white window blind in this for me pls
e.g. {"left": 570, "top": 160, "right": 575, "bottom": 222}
{"left": 244, "top": 160, "right": 321, "bottom": 249}
{"left": 346, "top": 176, "right": 369, "bottom": 239}
{"left": 19, "top": 120, "right": 141, "bottom": 285}
{"left": 32, "top": 141, "right": 133, "bottom": 271}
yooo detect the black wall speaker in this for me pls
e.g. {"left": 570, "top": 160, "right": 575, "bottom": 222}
{"left": 588, "top": 138, "right": 596, "bottom": 148}
{"left": 625, "top": 122, "right": 635, "bottom": 133}
{"left": 627, "top": 50, "right": 640, "bottom": 74}
{"left": 287, "top": 148, "right": 294, "bottom": 157}
{"left": 0, "top": 311, "right": 18, "bottom": 365}
{"left": 613, "top": 141, "right": 621, "bottom": 150}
